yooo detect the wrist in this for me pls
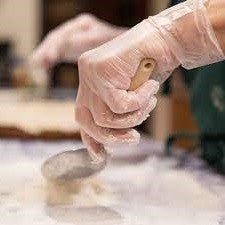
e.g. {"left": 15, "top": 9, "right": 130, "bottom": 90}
{"left": 207, "top": 0, "right": 225, "bottom": 53}
{"left": 150, "top": 0, "right": 224, "bottom": 70}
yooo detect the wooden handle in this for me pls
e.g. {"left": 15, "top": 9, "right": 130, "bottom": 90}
{"left": 128, "top": 58, "right": 156, "bottom": 91}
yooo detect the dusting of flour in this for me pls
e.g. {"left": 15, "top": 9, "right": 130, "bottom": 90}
{"left": 0, "top": 148, "right": 224, "bottom": 225}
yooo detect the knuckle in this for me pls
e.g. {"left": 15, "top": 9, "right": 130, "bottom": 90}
{"left": 46, "top": 30, "right": 55, "bottom": 40}
{"left": 78, "top": 51, "right": 98, "bottom": 70}
{"left": 78, "top": 53, "right": 89, "bottom": 67}
{"left": 77, "top": 13, "right": 96, "bottom": 24}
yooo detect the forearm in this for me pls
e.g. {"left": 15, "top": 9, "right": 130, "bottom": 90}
{"left": 148, "top": 0, "right": 225, "bottom": 74}
{"left": 207, "top": 0, "right": 225, "bottom": 53}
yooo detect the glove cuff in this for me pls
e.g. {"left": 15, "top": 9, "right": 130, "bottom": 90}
{"left": 150, "top": 0, "right": 225, "bottom": 70}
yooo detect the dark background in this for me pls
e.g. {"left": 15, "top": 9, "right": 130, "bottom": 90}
{"left": 42, "top": 0, "right": 149, "bottom": 88}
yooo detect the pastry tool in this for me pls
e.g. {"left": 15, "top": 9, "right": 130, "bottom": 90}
{"left": 41, "top": 58, "right": 156, "bottom": 181}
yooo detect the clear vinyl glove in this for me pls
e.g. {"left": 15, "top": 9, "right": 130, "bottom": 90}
{"left": 76, "top": 0, "right": 225, "bottom": 162}
{"left": 30, "top": 14, "right": 127, "bottom": 69}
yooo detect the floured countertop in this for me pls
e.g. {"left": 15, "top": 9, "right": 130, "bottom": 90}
{"left": 0, "top": 138, "right": 225, "bottom": 225}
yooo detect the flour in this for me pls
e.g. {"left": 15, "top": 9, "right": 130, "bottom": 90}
{"left": 0, "top": 144, "right": 224, "bottom": 225}
{"left": 0, "top": 159, "right": 115, "bottom": 208}
{"left": 104, "top": 157, "right": 222, "bottom": 210}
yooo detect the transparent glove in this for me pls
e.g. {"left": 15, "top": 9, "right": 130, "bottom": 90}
{"left": 76, "top": 0, "right": 225, "bottom": 162}
{"left": 30, "top": 14, "right": 127, "bottom": 69}
{"left": 207, "top": 0, "right": 225, "bottom": 51}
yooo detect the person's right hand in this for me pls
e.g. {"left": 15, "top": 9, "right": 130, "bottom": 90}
{"left": 30, "top": 14, "right": 127, "bottom": 69}
{"left": 75, "top": 0, "right": 225, "bottom": 162}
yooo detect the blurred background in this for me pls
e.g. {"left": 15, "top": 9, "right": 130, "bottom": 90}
{"left": 0, "top": 0, "right": 197, "bottom": 148}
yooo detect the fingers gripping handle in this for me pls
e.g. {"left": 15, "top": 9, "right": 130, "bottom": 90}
{"left": 86, "top": 59, "right": 156, "bottom": 164}
{"left": 129, "top": 58, "right": 156, "bottom": 91}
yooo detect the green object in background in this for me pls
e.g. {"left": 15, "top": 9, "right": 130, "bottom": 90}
{"left": 191, "top": 63, "right": 225, "bottom": 133}
{"left": 171, "top": 0, "right": 225, "bottom": 174}
{"left": 190, "top": 62, "right": 225, "bottom": 173}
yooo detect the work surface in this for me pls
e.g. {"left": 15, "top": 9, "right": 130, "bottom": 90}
{"left": 0, "top": 138, "right": 225, "bottom": 225}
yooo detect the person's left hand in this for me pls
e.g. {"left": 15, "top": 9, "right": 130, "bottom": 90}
{"left": 29, "top": 14, "right": 127, "bottom": 69}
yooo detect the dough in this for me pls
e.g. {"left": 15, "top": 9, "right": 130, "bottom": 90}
{"left": 0, "top": 100, "right": 80, "bottom": 139}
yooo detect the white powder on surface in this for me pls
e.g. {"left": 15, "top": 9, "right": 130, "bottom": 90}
{"left": 0, "top": 142, "right": 224, "bottom": 225}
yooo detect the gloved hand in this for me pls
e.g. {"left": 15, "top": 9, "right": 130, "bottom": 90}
{"left": 75, "top": 0, "right": 225, "bottom": 162}
{"left": 30, "top": 14, "right": 127, "bottom": 69}
{"left": 207, "top": 0, "right": 225, "bottom": 52}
